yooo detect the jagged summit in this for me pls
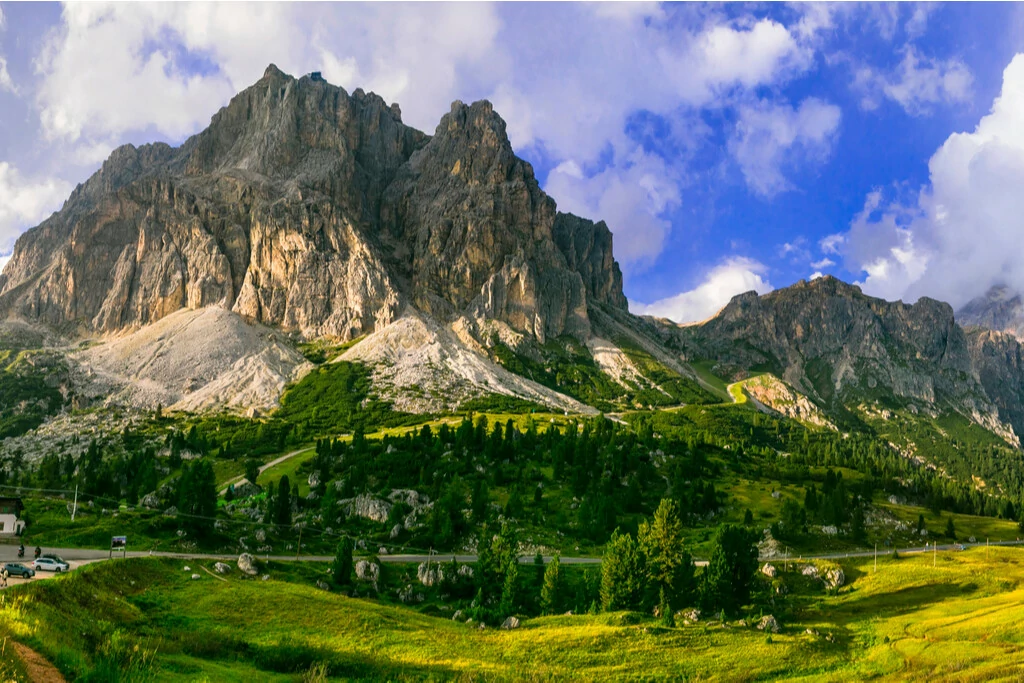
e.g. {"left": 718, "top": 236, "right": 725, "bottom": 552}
{"left": 0, "top": 65, "right": 626, "bottom": 344}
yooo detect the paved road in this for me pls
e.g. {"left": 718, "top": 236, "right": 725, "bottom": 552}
{"left": 3, "top": 538, "right": 1021, "bottom": 579}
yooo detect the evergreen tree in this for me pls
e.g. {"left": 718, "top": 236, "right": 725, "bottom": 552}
{"left": 638, "top": 498, "right": 694, "bottom": 610}
{"left": 540, "top": 554, "right": 563, "bottom": 615}
{"left": 699, "top": 524, "right": 759, "bottom": 616}
{"left": 600, "top": 530, "right": 646, "bottom": 611}
{"left": 276, "top": 475, "right": 292, "bottom": 526}
{"left": 244, "top": 459, "right": 260, "bottom": 487}
{"left": 945, "top": 516, "right": 956, "bottom": 540}
{"left": 332, "top": 537, "right": 354, "bottom": 585}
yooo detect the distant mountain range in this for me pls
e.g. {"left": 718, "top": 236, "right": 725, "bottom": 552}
{"left": 3, "top": 66, "right": 1024, "bottom": 448}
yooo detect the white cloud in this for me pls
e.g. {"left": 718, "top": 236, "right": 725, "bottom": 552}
{"left": 810, "top": 257, "right": 835, "bottom": 269}
{"left": 34, "top": 3, "right": 501, "bottom": 144}
{"left": 546, "top": 149, "right": 681, "bottom": 267}
{"left": 831, "top": 54, "right": 1024, "bottom": 306}
{"left": 854, "top": 46, "right": 972, "bottom": 115}
{"left": 0, "top": 163, "right": 72, "bottom": 252}
{"left": 630, "top": 257, "right": 773, "bottom": 323}
{"left": 810, "top": 271, "right": 824, "bottom": 280}
{"left": 820, "top": 233, "right": 845, "bottom": 255}
{"left": 0, "top": 57, "right": 13, "bottom": 94}
{"left": 729, "top": 97, "right": 841, "bottom": 197}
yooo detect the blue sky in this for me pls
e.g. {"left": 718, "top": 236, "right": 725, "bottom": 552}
{"left": 3, "top": 3, "right": 1024, "bottom": 322}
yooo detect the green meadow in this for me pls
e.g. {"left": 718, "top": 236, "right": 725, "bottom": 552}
{"left": 4, "top": 546, "right": 1024, "bottom": 681}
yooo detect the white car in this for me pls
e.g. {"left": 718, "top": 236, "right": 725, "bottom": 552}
{"left": 32, "top": 557, "right": 69, "bottom": 573}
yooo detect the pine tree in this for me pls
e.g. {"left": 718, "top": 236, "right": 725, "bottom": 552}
{"left": 945, "top": 516, "right": 956, "bottom": 540}
{"left": 276, "top": 475, "right": 292, "bottom": 526}
{"left": 700, "top": 524, "right": 759, "bottom": 616}
{"left": 600, "top": 530, "right": 646, "bottom": 611}
{"left": 332, "top": 537, "right": 354, "bottom": 585}
{"left": 638, "top": 498, "right": 693, "bottom": 610}
{"left": 540, "top": 554, "right": 563, "bottom": 615}
{"left": 499, "top": 560, "right": 519, "bottom": 618}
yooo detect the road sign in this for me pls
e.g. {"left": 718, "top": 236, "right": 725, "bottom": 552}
{"left": 111, "top": 536, "right": 127, "bottom": 550}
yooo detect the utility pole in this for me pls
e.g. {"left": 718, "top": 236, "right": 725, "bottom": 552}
{"left": 295, "top": 525, "right": 303, "bottom": 560}
{"left": 933, "top": 541, "right": 937, "bottom": 567}
{"left": 71, "top": 484, "right": 78, "bottom": 522}
{"left": 874, "top": 543, "right": 877, "bottom": 573}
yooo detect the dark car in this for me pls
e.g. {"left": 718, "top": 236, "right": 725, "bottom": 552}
{"left": 3, "top": 563, "right": 34, "bottom": 578}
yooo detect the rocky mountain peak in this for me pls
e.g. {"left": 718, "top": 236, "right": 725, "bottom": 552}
{"left": 957, "top": 285, "right": 1024, "bottom": 338}
{"left": 0, "top": 65, "right": 626, "bottom": 345}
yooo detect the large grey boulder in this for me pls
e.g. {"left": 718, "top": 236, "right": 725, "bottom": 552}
{"left": 238, "top": 553, "right": 258, "bottom": 576}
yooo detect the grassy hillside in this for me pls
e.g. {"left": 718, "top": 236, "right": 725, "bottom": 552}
{"left": 6, "top": 548, "right": 1024, "bottom": 681}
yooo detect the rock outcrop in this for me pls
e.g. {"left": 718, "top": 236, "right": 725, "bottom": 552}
{"left": 0, "top": 66, "right": 626, "bottom": 348}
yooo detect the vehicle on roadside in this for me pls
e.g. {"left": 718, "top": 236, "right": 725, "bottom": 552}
{"left": 3, "top": 563, "right": 34, "bottom": 578}
{"left": 32, "top": 557, "right": 69, "bottom": 573}
{"left": 955, "top": 544, "right": 966, "bottom": 551}
{"left": 39, "top": 553, "right": 66, "bottom": 564}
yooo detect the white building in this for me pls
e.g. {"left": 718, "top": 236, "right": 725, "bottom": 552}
{"left": 0, "top": 498, "right": 25, "bottom": 535}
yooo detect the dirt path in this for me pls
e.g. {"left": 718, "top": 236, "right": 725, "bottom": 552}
{"left": 10, "top": 642, "right": 66, "bottom": 683}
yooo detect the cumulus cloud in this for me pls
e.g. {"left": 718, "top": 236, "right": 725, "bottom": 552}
{"left": 0, "top": 162, "right": 72, "bottom": 252}
{"left": 811, "top": 257, "right": 835, "bottom": 269}
{"left": 0, "top": 57, "right": 13, "bottom": 94}
{"left": 854, "top": 46, "right": 972, "bottom": 115}
{"left": 728, "top": 97, "right": 841, "bottom": 197}
{"left": 34, "top": 3, "right": 500, "bottom": 144}
{"left": 546, "top": 149, "right": 681, "bottom": 267}
{"left": 630, "top": 257, "right": 773, "bottom": 323}
{"left": 833, "top": 54, "right": 1024, "bottom": 307}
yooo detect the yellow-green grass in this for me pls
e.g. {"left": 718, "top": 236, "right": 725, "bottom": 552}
{"left": 877, "top": 501, "right": 1020, "bottom": 544}
{"left": 11, "top": 549, "right": 1024, "bottom": 681}
{"left": 256, "top": 448, "right": 316, "bottom": 496}
{"left": 689, "top": 361, "right": 731, "bottom": 401}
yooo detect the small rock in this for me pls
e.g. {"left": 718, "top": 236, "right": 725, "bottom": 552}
{"left": 316, "top": 580, "right": 330, "bottom": 591}
{"left": 378, "top": 547, "right": 389, "bottom": 555}
{"left": 255, "top": 529, "right": 267, "bottom": 543}
{"left": 500, "top": 616, "right": 520, "bottom": 630}
{"left": 191, "top": 574, "right": 201, "bottom": 580}
{"left": 214, "top": 562, "right": 231, "bottom": 574}
{"left": 760, "top": 563, "right": 778, "bottom": 578}
{"left": 238, "top": 553, "right": 258, "bottom": 576}
{"left": 824, "top": 567, "right": 845, "bottom": 590}
{"left": 390, "top": 524, "right": 403, "bottom": 539}
{"left": 261, "top": 575, "right": 270, "bottom": 581}
{"left": 452, "top": 610, "right": 464, "bottom": 621}
{"left": 801, "top": 565, "right": 819, "bottom": 578}
{"left": 355, "top": 559, "right": 380, "bottom": 583}
{"left": 757, "top": 615, "right": 780, "bottom": 633}
{"left": 182, "top": 565, "right": 191, "bottom": 572}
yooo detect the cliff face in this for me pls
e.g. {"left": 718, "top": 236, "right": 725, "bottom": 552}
{"left": 0, "top": 65, "right": 626, "bottom": 343}
{"left": 966, "top": 328, "right": 1024, "bottom": 438}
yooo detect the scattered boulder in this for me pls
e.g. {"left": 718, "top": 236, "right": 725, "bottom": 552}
{"left": 378, "top": 547, "right": 389, "bottom": 555}
{"left": 344, "top": 494, "right": 391, "bottom": 524}
{"left": 757, "top": 615, "right": 780, "bottom": 633}
{"left": 821, "top": 525, "right": 838, "bottom": 536}
{"left": 390, "top": 524, "right": 403, "bottom": 539}
{"left": 501, "top": 616, "right": 520, "bottom": 630}
{"left": 140, "top": 493, "right": 160, "bottom": 509}
{"left": 238, "top": 553, "right": 258, "bottom": 576}
{"left": 452, "top": 610, "right": 464, "bottom": 621}
{"left": 182, "top": 565, "right": 191, "bottom": 572}
{"left": 418, "top": 562, "right": 443, "bottom": 587}
{"left": 213, "top": 562, "right": 231, "bottom": 574}
{"left": 316, "top": 580, "right": 330, "bottom": 591}
{"left": 191, "top": 574, "right": 201, "bottom": 580}
{"left": 801, "top": 565, "right": 819, "bottom": 578}
{"left": 255, "top": 528, "right": 267, "bottom": 543}
{"left": 457, "top": 564, "right": 474, "bottom": 579}
{"left": 163, "top": 506, "right": 178, "bottom": 516}
{"left": 676, "top": 608, "right": 700, "bottom": 625}
{"left": 824, "top": 567, "right": 845, "bottom": 590}
{"left": 308, "top": 472, "right": 321, "bottom": 490}
{"left": 355, "top": 559, "right": 380, "bottom": 583}
{"left": 261, "top": 575, "right": 270, "bottom": 581}
{"left": 760, "top": 563, "right": 778, "bottom": 578}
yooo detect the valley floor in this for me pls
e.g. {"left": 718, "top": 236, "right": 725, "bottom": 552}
{"left": 5, "top": 548, "right": 1024, "bottom": 681}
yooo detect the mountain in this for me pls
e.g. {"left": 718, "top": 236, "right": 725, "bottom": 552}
{"left": 0, "top": 64, "right": 623, "bottom": 344}
{"left": 957, "top": 285, "right": 1024, "bottom": 338}
{"left": 660, "top": 276, "right": 1017, "bottom": 442}
{"left": 3, "top": 64, "right": 1024, "bottom": 451}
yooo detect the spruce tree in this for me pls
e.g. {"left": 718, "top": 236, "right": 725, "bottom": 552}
{"left": 638, "top": 498, "right": 693, "bottom": 610}
{"left": 600, "top": 530, "right": 646, "bottom": 611}
{"left": 332, "top": 537, "right": 354, "bottom": 585}
{"left": 700, "top": 524, "right": 759, "bottom": 616}
{"left": 540, "top": 554, "right": 562, "bottom": 615}
{"left": 276, "top": 475, "right": 292, "bottom": 526}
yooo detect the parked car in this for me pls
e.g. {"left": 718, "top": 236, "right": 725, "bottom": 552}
{"left": 32, "top": 557, "right": 69, "bottom": 573}
{"left": 3, "top": 563, "right": 34, "bottom": 578}
{"left": 39, "top": 553, "right": 66, "bottom": 563}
